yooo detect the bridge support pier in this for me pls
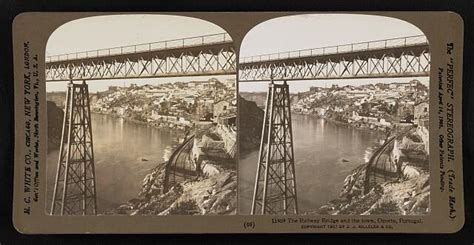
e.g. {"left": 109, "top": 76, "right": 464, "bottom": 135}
{"left": 51, "top": 80, "right": 98, "bottom": 215}
{"left": 251, "top": 81, "right": 298, "bottom": 215}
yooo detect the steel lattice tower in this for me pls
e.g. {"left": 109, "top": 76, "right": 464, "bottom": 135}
{"left": 251, "top": 81, "right": 298, "bottom": 215}
{"left": 50, "top": 81, "right": 97, "bottom": 215}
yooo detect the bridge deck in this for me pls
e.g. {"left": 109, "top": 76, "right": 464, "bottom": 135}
{"left": 47, "top": 33, "right": 232, "bottom": 64}
{"left": 45, "top": 33, "right": 236, "bottom": 81}
{"left": 240, "top": 44, "right": 428, "bottom": 67}
{"left": 47, "top": 42, "right": 234, "bottom": 67}
{"left": 239, "top": 35, "right": 430, "bottom": 82}
{"left": 240, "top": 35, "right": 428, "bottom": 64}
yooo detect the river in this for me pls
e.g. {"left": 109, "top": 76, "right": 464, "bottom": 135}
{"left": 238, "top": 113, "right": 384, "bottom": 214}
{"left": 46, "top": 113, "right": 382, "bottom": 215}
{"left": 46, "top": 113, "right": 180, "bottom": 213}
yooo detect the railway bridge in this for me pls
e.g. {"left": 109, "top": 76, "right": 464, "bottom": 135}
{"left": 241, "top": 35, "right": 430, "bottom": 215}
{"left": 46, "top": 32, "right": 430, "bottom": 216}
{"left": 48, "top": 33, "right": 236, "bottom": 216}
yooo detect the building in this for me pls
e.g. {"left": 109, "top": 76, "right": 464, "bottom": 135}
{"left": 346, "top": 90, "right": 370, "bottom": 99}
{"left": 196, "top": 98, "right": 214, "bottom": 121}
{"left": 187, "top": 80, "right": 216, "bottom": 90}
{"left": 213, "top": 100, "right": 231, "bottom": 118}
{"left": 384, "top": 97, "right": 397, "bottom": 107}
{"left": 397, "top": 99, "right": 415, "bottom": 122}
{"left": 111, "top": 106, "right": 126, "bottom": 116}
{"left": 181, "top": 95, "right": 195, "bottom": 105}
{"left": 414, "top": 100, "right": 429, "bottom": 126}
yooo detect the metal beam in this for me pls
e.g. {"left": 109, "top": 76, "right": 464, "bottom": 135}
{"left": 239, "top": 35, "right": 430, "bottom": 82}
{"left": 45, "top": 33, "right": 236, "bottom": 81}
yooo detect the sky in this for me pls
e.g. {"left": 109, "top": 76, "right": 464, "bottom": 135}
{"left": 238, "top": 14, "right": 429, "bottom": 93}
{"left": 46, "top": 14, "right": 233, "bottom": 92}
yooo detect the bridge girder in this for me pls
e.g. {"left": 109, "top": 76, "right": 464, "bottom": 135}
{"left": 46, "top": 43, "right": 236, "bottom": 81}
{"left": 239, "top": 45, "right": 430, "bottom": 82}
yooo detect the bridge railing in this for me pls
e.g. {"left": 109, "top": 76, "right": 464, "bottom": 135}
{"left": 240, "top": 35, "right": 427, "bottom": 64}
{"left": 46, "top": 32, "right": 232, "bottom": 63}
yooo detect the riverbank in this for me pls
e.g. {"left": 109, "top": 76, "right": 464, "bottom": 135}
{"left": 311, "top": 127, "right": 430, "bottom": 216}
{"left": 109, "top": 163, "right": 237, "bottom": 215}
{"left": 92, "top": 110, "right": 189, "bottom": 136}
{"left": 292, "top": 111, "right": 388, "bottom": 137}
{"left": 311, "top": 163, "right": 430, "bottom": 215}
{"left": 106, "top": 123, "right": 237, "bottom": 215}
{"left": 292, "top": 110, "right": 398, "bottom": 136}
{"left": 106, "top": 159, "right": 237, "bottom": 216}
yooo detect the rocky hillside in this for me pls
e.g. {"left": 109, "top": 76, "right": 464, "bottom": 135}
{"left": 47, "top": 101, "right": 64, "bottom": 152}
{"left": 313, "top": 130, "right": 430, "bottom": 216}
{"left": 108, "top": 124, "right": 237, "bottom": 216}
{"left": 109, "top": 162, "right": 237, "bottom": 215}
{"left": 314, "top": 164, "right": 429, "bottom": 215}
{"left": 238, "top": 96, "right": 264, "bottom": 153}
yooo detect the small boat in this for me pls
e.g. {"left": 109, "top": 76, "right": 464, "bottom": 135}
{"left": 141, "top": 158, "right": 149, "bottom": 162}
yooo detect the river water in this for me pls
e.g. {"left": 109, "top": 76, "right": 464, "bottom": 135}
{"left": 46, "top": 113, "right": 382, "bottom": 215}
{"left": 238, "top": 114, "right": 384, "bottom": 214}
{"left": 46, "top": 113, "right": 179, "bottom": 213}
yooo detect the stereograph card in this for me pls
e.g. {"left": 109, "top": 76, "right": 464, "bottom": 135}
{"left": 12, "top": 12, "right": 464, "bottom": 233}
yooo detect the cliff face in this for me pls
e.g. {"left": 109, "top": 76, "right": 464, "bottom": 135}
{"left": 47, "top": 101, "right": 64, "bottom": 152}
{"left": 238, "top": 96, "right": 264, "bottom": 153}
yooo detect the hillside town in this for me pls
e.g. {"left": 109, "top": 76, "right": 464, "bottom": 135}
{"left": 292, "top": 79, "right": 429, "bottom": 132}
{"left": 90, "top": 78, "right": 237, "bottom": 132}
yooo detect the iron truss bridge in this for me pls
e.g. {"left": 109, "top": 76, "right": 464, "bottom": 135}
{"left": 46, "top": 33, "right": 236, "bottom": 81}
{"left": 239, "top": 35, "right": 430, "bottom": 82}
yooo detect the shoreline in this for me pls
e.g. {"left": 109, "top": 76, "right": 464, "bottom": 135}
{"left": 91, "top": 111, "right": 188, "bottom": 136}
{"left": 292, "top": 111, "right": 386, "bottom": 137}
{"left": 240, "top": 112, "right": 386, "bottom": 156}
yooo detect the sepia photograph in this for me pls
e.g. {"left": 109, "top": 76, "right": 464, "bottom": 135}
{"left": 8, "top": 9, "right": 469, "bottom": 235}
{"left": 45, "top": 15, "right": 237, "bottom": 216}
{"left": 238, "top": 14, "right": 431, "bottom": 215}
